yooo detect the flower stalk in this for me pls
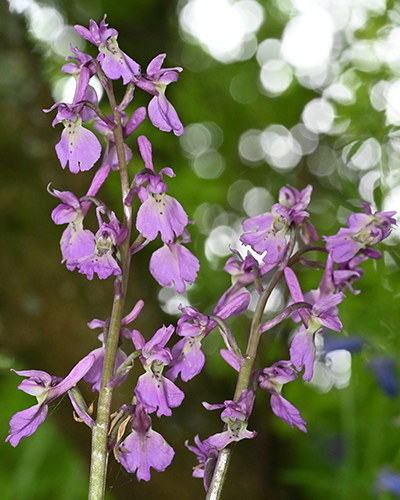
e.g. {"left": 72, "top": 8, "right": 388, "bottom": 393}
{"left": 206, "top": 227, "right": 297, "bottom": 500}
{"left": 88, "top": 76, "right": 134, "bottom": 498}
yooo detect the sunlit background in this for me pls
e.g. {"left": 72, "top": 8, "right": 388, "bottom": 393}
{"left": 1, "top": 0, "right": 400, "bottom": 499}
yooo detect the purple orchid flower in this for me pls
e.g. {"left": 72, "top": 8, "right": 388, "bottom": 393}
{"left": 287, "top": 253, "right": 337, "bottom": 326}
{"left": 259, "top": 360, "right": 307, "bottom": 432}
{"left": 6, "top": 354, "right": 95, "bottom": 447}
{"left": 44, "top": 46, "right": 102, "bottom": 174}
{"left": 333, "top": 254, "right": 367, "bottom": 294}
{"left": 166, "top": 335, "right": 205, "bottom": 382}
{"left": 49, "top": 165, "right": 111, "bottom": 270}
{"left": 49, "top": 187, "right": 96, "bottom": 269}
{"left": 74, "top": 15, "right": 140, "bottom": 84}
{"left": 132, "top": 325, "right": 185, "bottom": 417}
{"left": 62, "top": 45, "right": 95, "bottom": 76}
{"left": 278, "top": 185, "right": 312, "bottom": 224}
{"left": 202, "top": 390, "right": 256, "bottom": 450}
{"left": 185, "top": 435, "right": 219, "bottom": 492}
{"left": 212, "top": 250, "right": 261, "bottom": 317}
{"left": 61, "top": 45, "right": 98, "bottom": 122}
{"left": 284, "top": 267, "right": 345, "bottom": 381}
{"left": 45, "top": 102, "right": 102, "bottom": 174}
{"left": 135, "top": 136, "right": 188, "bottom": 243}
{"left": 223, "top": 250, "right": 260, "bottom": 288}
{"left": 149, "top": 229, "right": 200, "bottom": 293}
{"left": 74, "top": 209, "right": 128, "bottom": 280}
{"left": 277, "top": 185, "right": 318, "bottom": 243}
{"left": 289, "top": 326, "right": 316, "bottom": 382}
{"left": 176, "top": 305, "right": 210, "bottom": 337}
{"left": 240, "top": 184, "right": 317, "bottom": 264}
{"left": 324, "top": 203, "right": 396, "bottom": 263}
{"left": 167, "top": 291, "right": 250, "bottom": 381}
{"left": 240, "top": 206, "right": 288, "bottom": 265}
{"left": 136, "top": 54, "right": 184, "bottom": 136}
{"left": 166, "top": 306, "right": 210, "bottom": 382}
{"left": 119, "top": 402, "right": 175, "bottom": 481}
{"left": 290, "top": 252, "right": 357, "bottom": 325}
{"left": 84, "top": 300, "right": 144, "bottom": 392}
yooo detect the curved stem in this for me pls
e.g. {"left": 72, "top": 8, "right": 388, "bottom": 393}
{"left": 234, "top": 226, "right": 296, "bottom": 400}
{"left": 288, "top": 245, "right": 327, "bottom": 266}
{"left": 79, "top": 100, "right": 115, "bottom": 127}
{"left": 259, "top": 301, "right": 312, "bottom": 334}
{"left": 205, "top": 227, "right": 297, "bottom": 500}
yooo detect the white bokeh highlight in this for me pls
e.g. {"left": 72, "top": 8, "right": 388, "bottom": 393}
{"left": 302, "top": 98, "right": 336, "bottom": 134}
{"left": 281, "top": 8, "right": 335, "bottom": 71}
{"left": 179, "top": 0, "right": 265, "bottom": 63}
{"left": 260, "top": 125, "right": 302, "bottom": 170}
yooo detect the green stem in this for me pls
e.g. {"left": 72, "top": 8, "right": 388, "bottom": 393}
{"left": 259, "top": 301, "right": 312, "bottom": 334}
{"left": 205, "top": 227, "right": 297, "bottom": 500}
{"left": 288, "top": 245, "right": 327, "bottom": 266}
{"left": 88, "top": 283, "right": 125, "bottom": 500}
{"left": 88, "top": 76, "right": 133, "bottom": 500}
{"left": 205, "top": 448, "right": 232, "bottom": 500}
{"left": 234, "top": 227, "right": 296, "bottom": 400}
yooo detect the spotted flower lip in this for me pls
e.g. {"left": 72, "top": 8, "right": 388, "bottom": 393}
{"left": 132, "top": 325, "right": 185, "bottom": 417}
{"left": 137, "top": 192, "right": 188, "bottom": 244}
{"left": 165, "top": 335, "right": 205, "bottom": 382}
{"left": 48, "top": 165, "right": 111, "bottom": 273}
{"left": 135, "top": 136, "right": 188, "bottom": 244}
{"left": 165, "top": 306, "right": 209, "bottom": 382}
{"left": 149, "top": 230, "right": 200, "bottom": 293}
{"left": 44, "top": 50, "right": 101, "bottom": 174}
{"left": 72, "top": 210, "right": 127, "bottom": 280}
{"left": 201, "top": 390, "right": 256, "bottom": 450}
{"left": 53, "top": 111, "right": 102, "bottom": 174}
{"left": 119, "top": 403, "right": 175, "bottom": 481}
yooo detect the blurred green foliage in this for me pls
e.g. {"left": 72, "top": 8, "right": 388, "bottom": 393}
{"left": 1, "top": 0, "right": 400, "bottom": 499}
